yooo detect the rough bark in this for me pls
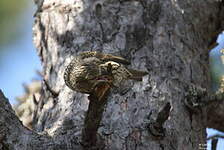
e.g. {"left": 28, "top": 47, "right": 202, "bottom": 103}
{"left": 0, "top": 90, "right": 72, "bottom": 150}
{"left": 1, "top": 0, "right": 224, "bottom": 150}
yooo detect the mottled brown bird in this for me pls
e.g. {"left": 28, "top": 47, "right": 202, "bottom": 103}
{"left": 64, "top": 51, "right": 148, "bottom": 96}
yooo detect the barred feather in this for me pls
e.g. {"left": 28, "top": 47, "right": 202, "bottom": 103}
{"left": 64, "top": 51, "right": 148, "bottom": 94}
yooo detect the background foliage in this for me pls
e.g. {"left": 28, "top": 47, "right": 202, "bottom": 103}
{"left": 0, "top": 0, "right": 28, "bottom": 47}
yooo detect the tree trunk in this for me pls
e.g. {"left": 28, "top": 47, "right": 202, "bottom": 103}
{"left": 1, "top": 0, "right": 224, "bottom": 150}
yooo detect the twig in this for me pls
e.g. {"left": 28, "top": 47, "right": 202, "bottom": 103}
{"left": 211, "top": 139, "right": 218, "bottom": 150}
{"left": 207, "top": 134, "right": 224, "bottom": 150}
{"left": 207, "top": 134, "right": 224, "bottom": 140}
{"left": 81, "top": 84, "right": 111, "bottom": 149}
{"left": 43, "top": 79, "right": 59, "bottom": 98}
{"left": 148, "top": 102, "right": 171, "bottom": 138}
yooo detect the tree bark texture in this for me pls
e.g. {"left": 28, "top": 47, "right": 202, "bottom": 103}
{"left": 1, "top": 0, "right": 224, "bottom": 150}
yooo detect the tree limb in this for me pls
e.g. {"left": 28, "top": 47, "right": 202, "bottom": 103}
{"left": 207, "top": 99, "right": 224, "bottom": 132}
{"left": 207, "top": 134, "right": 224, "bottom": 140}
{"left": 211, "top": 139, "right": 218, "bottom": 150}
{"left": 0, "top": 90, "right": 68, "bottom": 150}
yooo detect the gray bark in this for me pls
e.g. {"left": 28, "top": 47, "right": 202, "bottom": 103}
{"left": 1, "top": 0, "right": 224, "bottom": 150}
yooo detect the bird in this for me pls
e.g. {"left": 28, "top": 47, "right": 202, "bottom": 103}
{"left": 64, "top": 51, "right": 148, "bottom": 97}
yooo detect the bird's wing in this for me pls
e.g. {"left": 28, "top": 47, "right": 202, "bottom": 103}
{"left": 79, "top": 51, "right": 130, "bottom": 65}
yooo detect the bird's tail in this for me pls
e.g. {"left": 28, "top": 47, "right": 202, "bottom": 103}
{"left": 128, "top": 69, "right": 148, "bottom": 81}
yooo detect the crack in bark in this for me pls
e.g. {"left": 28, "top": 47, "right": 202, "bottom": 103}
{"left": 43, "top": 79, "right": 59, "bottom": 98}
{"left": 140, "top": 0, "right": 161, "bottom": 25}
{"left": 35, "top": 16, "right": 47, "bottom": 63}
{"left": 94, "top": 1, "right": 121, "bottom": 45}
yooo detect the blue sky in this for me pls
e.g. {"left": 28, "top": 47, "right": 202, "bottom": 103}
{"left": 0, "top": 4, "right": 41, "bottom": 104}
